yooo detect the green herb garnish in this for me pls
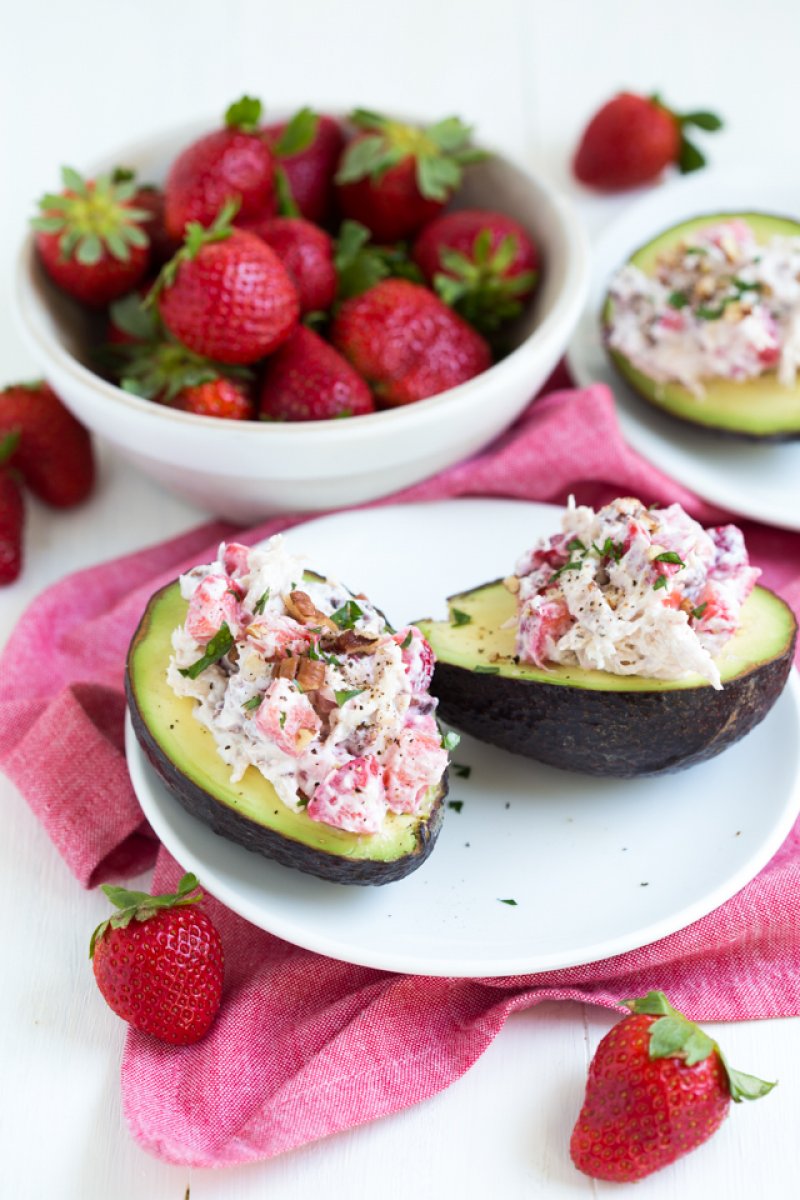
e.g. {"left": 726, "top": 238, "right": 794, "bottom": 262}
{"left": 653, "top": 575, "right": 668, "bottom": 591}
{"left": 499, "top": 898, "right": 518, "bottom": 906}
{"left": 331, "top": 599, "right": 364, "bottom": 629}
{"left": 474, "top": 665, "right": 500, "bottom": 674}
{"left": 692, "top": 602, "right": 708, "bottom": 619}
{"left": 441, "top": 729, "right": 461, "bottom": 751}
{"left": 242, "top": 695, "right": 262, "bottom": 711}
{"left": 668, "top": 290, "right": 689, "bottom": 309}
{"left": 593, "top": 537, "right": 624, "bottom": 562}
{"left": 567, "top": 538, "right": 586, "bottom": 553}
{"left": 654, "top": 551, "right": 686, "bottom": 568}
{"left": 400, "top": 630, "right": 413, "bottom": 649}
{"left": 334, "top": 687, "right": 366, "bottom": 706}
{"left": 448, "top": 800, "right": 464, "bottom": 813}
{"left": 452, "top": 763, "right": 472, "bottom": 779}
{"left": 253, "top": 588, "right": 270, "bottom": 616}
{"left": 178, "top": 623, "right": 234, "bottom": 679}
{"left": 551, "top": 559, "right": 583, "bottom": 580}
{"left": 451, "top": 608, "right": 472, "bottom": 626}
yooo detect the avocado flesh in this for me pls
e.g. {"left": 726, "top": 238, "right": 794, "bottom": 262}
{"left": 416, "top": 581, "right": 796, "bottom": 777}
{"left": 606, "top": 212, "right": 800, "bottom": 440}
{"left": 126, "top": 580, "right": 446, "bottom": 885}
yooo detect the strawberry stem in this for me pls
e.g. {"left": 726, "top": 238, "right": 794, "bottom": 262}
{"left": 89, "top": 872, "right": 204, "bottom": 958}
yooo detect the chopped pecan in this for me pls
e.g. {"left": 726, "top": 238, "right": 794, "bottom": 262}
{"left": 679, "top": 598, "right": 695, "bottom": 615}
{"left": 320, "top": 629, "right": 380, "bottom": 656}
{"left": 283, "top": 590, "right": 337, "bottom": 631}
{"left": 297, "top": 657, "right": 326, "bottom": 691}
{"left": 276, "top": 656, "right": 299, "bottom": 679}
{"left": 503, "top": 575, "right": 521, "bottom": 594}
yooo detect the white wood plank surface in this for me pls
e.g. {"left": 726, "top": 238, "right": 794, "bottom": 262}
{"left": 1, "top": 1, "right": 799, "bottom": 1195}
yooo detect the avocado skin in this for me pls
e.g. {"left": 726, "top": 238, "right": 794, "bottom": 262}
{"left": 125, "top": 580, "right": 448, "bottom": 887}
{"left": 429, "top": 648, "right": 795, "bottom": 778}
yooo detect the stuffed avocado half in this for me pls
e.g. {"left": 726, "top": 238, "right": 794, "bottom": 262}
{"left": 416, "top": 580, "right": 795, "bottom": 777}
{"left": 126, "top": 544, "right": 449, "bottom": 886}
{"left": 416, "top": 498, "right": 797, "bottom": 778}
{"left": 604, "top": 212, "right": 800, "bottom": 440}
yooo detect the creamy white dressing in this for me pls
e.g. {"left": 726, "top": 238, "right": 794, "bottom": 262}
{"left": 607, "top": 220, "right": 800, "bottom": 394}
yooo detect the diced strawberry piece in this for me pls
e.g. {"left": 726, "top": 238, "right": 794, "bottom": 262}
{"left": 255, "top": 677, "right": 321, "bottom": 757}
{"left": 222, "top": 542, "right": 251, "bottom": 578}
{"left": 383, "top": 715, "right": 447, "bottom": 815}
{"left": 185, "top": 573, "right": 241, "bottom": 643}
{"left": 393, "top": 626, "right": 435, "bottom": 693}
{"left": 692, "top": 582, "right": 737, "bottom": 637}
{"left": 245, "top": 613, "right": 313, "bottom": 659}
{"left": 519, "top": 597, "right": 572, "bottom": 667}
{"left": 307, "top": 755, "right": 387, "bottom": 833}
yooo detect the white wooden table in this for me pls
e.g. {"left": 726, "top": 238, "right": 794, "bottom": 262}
{"left": 1, "top": 1, "right": 798, "bottom": 1195}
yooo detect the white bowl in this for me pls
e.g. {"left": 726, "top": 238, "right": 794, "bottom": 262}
{"left": 15, "top": 116, "right": 590, "bottom": 522}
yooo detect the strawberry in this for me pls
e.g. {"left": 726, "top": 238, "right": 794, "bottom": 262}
{"left": 0, "top": 382, "right": 94, "bottom": 507}
{"left": 263, "top": 109, "right": 344, "bottom": 224}
{"left": 413, "top": 209, "right": 539, "bottom": 334}
{"left": 335, "top": 110, "right": 486, "bottom": 242}
{"left": 0, "top": 432, "right": 24, "bottom": 585}
{"left": 259, "top": 326, "right": 375, "bottom": 421}
{"left": 173, "top": 378, "right": 254, "bottom": 419}
{"left": 106, "top": 325, "right": 253, "bottom": 418}
{"left": 571, "top": 991, "right": 775, "bottom": 1183}
{"left": 573, "top": 93, "right": 723, "bottom": 191}
{"left": 331, "top": 278, "right": 491, "bottom": 406}
{"left": 154, "top": 201, "right": 300, "bottom": 365}
{"left": 31, "top": 167, "right": 151, "bottom": 307}
{"left": 90, "top": 872, "right": 224, "bottom": 1045}
{"left": 164, "top": 95, "right": 276, "bottom": 239}
{"left": 242, "top": 216, "right": 336, "bottom": 314}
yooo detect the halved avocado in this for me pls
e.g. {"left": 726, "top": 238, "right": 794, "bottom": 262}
{"left": 126, "top": 580, "right": 447, "bottom": 886}
{"left": 416, "top": 581, "right": 796, "bottom": 777}
{"left": 605, "top": 212, "right": 800, "bottom": 441}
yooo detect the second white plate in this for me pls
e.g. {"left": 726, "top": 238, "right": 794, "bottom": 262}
{"left": 126, "top": 500, "right": 800, "bottom": 976}
{"left": 567, "top": 168, "right": 800, "bottom": 530}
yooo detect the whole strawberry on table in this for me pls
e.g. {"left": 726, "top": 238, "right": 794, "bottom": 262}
{"left": 30, "top": 95, "right": 542, "bottom": 424}
{"left": 571, "top": 991, "right": 774, "bottom": 1182}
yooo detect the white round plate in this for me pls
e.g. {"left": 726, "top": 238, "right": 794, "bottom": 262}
{"left": 126, "top": 499, "right": 800, "bottom": 977}
{"left": 567, "top": 168, "right": 800, "bottom": 530}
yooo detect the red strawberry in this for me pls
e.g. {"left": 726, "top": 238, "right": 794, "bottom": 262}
{"left": 263, "top": 109, "right": 344, "bottom": 224}
{"left": 0, "top": 432, "right": 24, "bottom": 585}
{"left": 155, "top": 202, "right": 300, "bottom": 365}
{"left": 90, "top": 872, "right": 224, "bottom": 1046}
{"left": 571, "top": 991, "right": 775, "bottom": 1183}
{"left": 0, "top": 382, "right": 94, "bottom": 507}
{"left": 335, "top": 110, "right": 486, "bottom": 242}
{"left": 164, "top": 95, "right": 276, "bottom": 238}
{"left": 131, "top": 183, "right": 180, "bottom": 267}
{"left": 32, "top": 167, "right": 151, "bottom": 307}
{"left": 242, "top": 216, "right": 336, "bottom": 314}
{"left": 259, "top": 326, "right": 375, "bottom": 421}
{"left": 413, "top": 209, "right": 539, "bottom": 334}
{"left": 331, "top": 278, "right": 491, "bottom": 406}
{"left": 174, "top": 377, "right": 254, "bottom": 419}
{"left": 574, "top": 93, "right": 723, "bottom": 191}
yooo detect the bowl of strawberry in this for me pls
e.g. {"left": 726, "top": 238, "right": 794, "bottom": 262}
{"left": 16, "top": 98, "right": 589, "bottom": 521}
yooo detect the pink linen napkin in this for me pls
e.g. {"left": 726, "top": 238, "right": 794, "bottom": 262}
{"left": 2, "top": 382, "right": 800, "bottom": 1167}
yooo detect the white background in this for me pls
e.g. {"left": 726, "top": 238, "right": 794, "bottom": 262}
{"left": 1, "top": 0, "right": 799, "bottom": 1196}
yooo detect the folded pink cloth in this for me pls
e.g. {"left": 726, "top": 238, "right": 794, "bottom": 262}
{"left": 2, "top": 384, "right": 800, "bottom": 1167}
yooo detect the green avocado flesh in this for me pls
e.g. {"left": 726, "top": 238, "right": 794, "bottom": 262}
{"left": 126, "top": 581, "right": 445, "bottom": 885}
{"left": 416, "top": 581, "right": 796, "bottom": 777}
{"left": 606, "top": 212, "right": 800, "bottom": 439}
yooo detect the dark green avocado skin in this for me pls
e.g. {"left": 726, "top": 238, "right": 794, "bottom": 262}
{"left": 431, "top": 654, "right": 794, "bottom": 778}
{"left": 126, "top": 674, "right": 448, "bottom": 885}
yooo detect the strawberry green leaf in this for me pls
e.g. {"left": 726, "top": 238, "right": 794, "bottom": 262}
{"left": 624, "top": 990, "right": 677, "bottom": 1017}
{"left": 225, "top": 94, "right": 262, "bottom": 133}
{"left": 0, "top": 429, "right": 20, "bottom": 465}
{"left": 111, "top": 166, "right": 136, "bottom": 184}
{"left": 682, "top": 110, "right": 723, "bottom": 131}
{"left": 76, "top": 234, "right": 103, "bottom": 266}
{"left": 416, "top": 154, "right": 461, "bottom": 201}
{"left": 105, "top": 231, "right": 131, "bottom": 263}
{"left": 61, "top": 166, "right": 88, "bottom": 196}
{"left": 335, "top": 136, "right": 401, "bottom": 185}
{"left": 723, "top": 1061, "right": 777, "bottom": 1103}
{"left": 349, "top": 108, "right": 390, "bottom": 132}
{"left": 109, "top": 292, "right": 160, "bottom": 341}
{"left": 89, "top": 873, "right": 204, "bottom": 957}
{"left": 678, "top": 136, "right": 706, "bottom": 174}
{"left": 274, "top": 166, "right": 300, "bottom": 217}
{"left": 424, "top": 116, "right": 474, "bottom": 152}
{"left": 274, "top": 107, "right": 319, "bottom": 156}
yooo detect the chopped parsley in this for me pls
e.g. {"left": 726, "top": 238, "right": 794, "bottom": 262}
{"left": 567, "top": 537, "right": 586, "bottom": 553}
{"left": 242, "top": 695, "right": 262, "bottom": 711}
{"left": 400, "top": 630, "right": 413, "bottom": 649}
{"left": 551, "top": 559, "right": 583, "bottom": 580}
{"left": 178, "top": 623, "right": 233, "bottom": 679}
{"left": 334, "top": 687, "right": 366, "bottom": 706}
{"left": 474, "top": 665, "right": 500, "bottom": 674}
{"left": 253, "top": 588, "right": 270, "bottom": 616}
{"left": 667, "top": 290, "right": 689, "bottom": 309}
{"left": 279, "top": 711, "right": 287, "bottom": 729}
{"left": 692, "top": 602, "right": 708, "bottom": 619}
{"left": 498, "top": 898, "right": 518, "bottom": 906}
{"left": 331, "top": 599, "right": 363, "bottom": 629}
{"left": 653, "top": 575, "right": 668, "bottom": 591}
{"left": 654, "top": 551, "right": 686, "bottom": 568}
{"left": 593, "top": 537, "right": 624, "bottom": 562}
{"left": 452, "top": 763, "right": 472, "bottom": 779}
{"left": 441, "top": 729, "right": 461, "bottom": 751}
{"left": 451, "top": 608, "right": 472, "bottom": 626}
{"left": 447, "top": 800, "right": 464, "bottom": 813}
